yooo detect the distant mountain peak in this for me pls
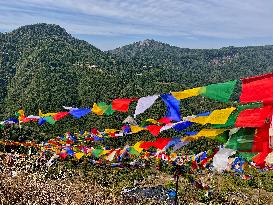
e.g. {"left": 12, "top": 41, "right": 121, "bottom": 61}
{"left": 136, "top": 39, "right": 165, "bottom": 47}
{"left": 138, "top": 39, "right": 156, "bottom": 46}
{"left": 10, "top": 23, "right": 71, "bottom": 38}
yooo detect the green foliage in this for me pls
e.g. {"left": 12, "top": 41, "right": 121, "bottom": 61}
{"left": 1, "top": 23, "right": 273, "bottom": 152}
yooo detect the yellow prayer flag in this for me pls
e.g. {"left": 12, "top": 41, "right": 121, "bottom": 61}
{"left": 208, "top": 107, "right": 236, "bottom": 124}
{"left": 189, "top": 116, "right": 209, "bottom": 125}
{"left": 38, "top": 109, "right": 57, "bottom": 117}
{"left": 182, "top": 135, "right": 199, "bottom": 142}
{"left": 195, "top": 129, "right": 227, "bottom": 138}
{"left": 92, "top": 103, "right": 104, "bottom": 115}
{"left": 75, "top": 152, "right": 84, "bottom": 160}
{"left": 104, "top": 129, "right": 118, "bottom": 134}
{"left": 100, "top": 150, "right": 110, "bottom": 156}
{"left": 189, "top": 107, "right": 236, "bottom": 125}
{"left": 133, "top": 141, "right": 144, "bottom": 153}
{"left": 146, "top": 118, "right": 158, "bottom": 124}
{"left": 171, "top": 87, "right": 202, "bottom": 100}
{"left": 18, "top": 109, "right": 25, "bottom": 116}
{"left": 182, "top": 128, "right": 227, "bottom": 142}
{"left": 130, "top": 125, "right": 146, "bottom": 133}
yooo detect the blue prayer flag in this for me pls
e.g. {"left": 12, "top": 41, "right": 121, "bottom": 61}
{"left": 161, "top": 94, "right": 181, "bottom": 122}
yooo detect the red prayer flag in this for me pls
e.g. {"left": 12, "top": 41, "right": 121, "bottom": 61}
{"left": 147, "top": 125, "right": 163, "bottom": 136}
{"left": 252, "top": 123, "right": 271, "bottom": 152}
{"left": 59, "top": 152, "right": 68, "bottom": 159}
{"left": 139, "top": 142, "right": 155, "bottom": 150}
{"left": 252, "top": 151, "right": 270, "bottom": 166}
{"left": 91, "top": 128, "right": 99, "bottom": 135}
{"left": 157, "top": 117, "right": 172, "bottom": 124}
{"left": 112, "top": 98, "right": 137, "bottom": 112}
{"left": 235, "top": 105, "right": 273, "bottom": 127}
{"left": 53, "top": 112, "right": 69, "bottom": 121}
{"left": 240, "top": 72, "right": 273, "bottom": 103}
{"left": 22, "top": 117, "right": 31, "bottom": 123}
{"left": 140, "top": 138, "right": 172, "bottom": 150}
{"left": 191, "top": 161, "right": 198, "bottom": 170}
{"left": 153, "top": 138, "right": 173, "bottom": 150}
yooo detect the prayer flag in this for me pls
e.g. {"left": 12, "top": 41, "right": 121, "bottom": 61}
{"left": 134, "top": 95, "right": 159, "bottom": 117}
{"left": 140, "top": 138, "right": 172, "bottom": 150}
{"left": 253, "top": 151, "right": 271, "bottom": 166}
{"left": 225, "top": 128, "right": 256, "bottom": 151}
{"left": 146, "top": 118, "right": 158, "bottom": 124}
{"left": 213, "top": 148, "right": 236, "bottom": 172}
{"left": 38, "top": 118, "right": 46, "bottom": 125}
{"left": 122, "top": 116, "right": 138, "bottom": 125}
{"left": 53, "top": 112, "right": 69, "bottom": 121}
{"left": 97, "top": 102, "right": 115, "bottom": 115}
{"left": 112, "top": 98, "right": 137, "bottom": 112}
{"left": 171, "top": 87, "right": 202, "bottom": 100}
{"left": 252, "top": 123, "right": 271, "bottom": 152}
{"left": 201, "top": 80, "right": 237, "bottom": 102}
{"left": 92, "top": 149, "right": 104, "bottom": 158}
{"left": 235, "top": 105, "right": 273, "bottom": 127}
{"left": 173, "top": 121, "right": 193, "bottom": 131}
{"left": 92, "top": 103, "right": 104, "bottom": 115}
{"left": 195, "top": 129, "right": 228, "bottom": 138}
{"left": 75, "top": 152, "right": 84, "bottom": 160}
{"left": 147, "top": 125, "right": 163, "bottom": 136}
{"left": 70, "top": 108, "right": 91, "bottom": 118}
{"left": 157, "top": 117, "right": 171, "bottom": 124}
{"left": 161, "top": 94, "right": 181, "bottom": 121}
{"left": 130, "top": 125, "right": 146, "bottom": 133}
{"left": 190, "top": 107, "right": 236, "bottom": 125}
{"left": 104, "top": 129, "right": 118, "bottom": 134}
{"left": 129, "top": 147, "right": 141, "bottom": 156}
{"left": 44, "top": 116, "right": 56, "bottom": 125}
{"left": 38, "top": 109, "right": 57, "bottom": 117}
{"left": 213, "top": 103, "right": 262, "bottom": 128}
{"left": 133, "top": 141, "right": 144, "bottom": 153}
{"left": 240, "top": 72, "right": 273, "bottom": 103}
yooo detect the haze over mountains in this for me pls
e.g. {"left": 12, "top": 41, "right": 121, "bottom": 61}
{"left": 1, "top": 23, "right": 273, "bottom": 117}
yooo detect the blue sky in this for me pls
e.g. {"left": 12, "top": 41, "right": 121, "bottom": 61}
{"left": 1, "top": 0, "right": 273, "bottom": 50}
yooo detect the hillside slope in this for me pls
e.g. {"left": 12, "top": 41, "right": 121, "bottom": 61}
{"left": 109, "top": 39, "right": 273, "bottom": 87}
{"left": 1, "top": 24, "right": 273, "bottom": 118}
{"left": 0, "top": 24, "right": 124, "bottom": 115}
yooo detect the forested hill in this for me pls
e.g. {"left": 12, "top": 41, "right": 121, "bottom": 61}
{"left": 1, "top": 23, "right": 273, "bottom": 118}
{"left": 109, "top": 39, "right": 273, "bottom": 87}
{"left": 0, "top": 23, "right": 125, "bottom": 115}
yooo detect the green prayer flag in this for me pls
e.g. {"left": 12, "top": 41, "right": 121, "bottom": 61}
{"left": 44, "top": 116, "right": 56, "bottom": 125}
{"left": 92, "top": 149, "right": 104, "bottom": 158}
{"left": 238, "top": 152, "right": 256, "bottom": 161}
{"left": 201, "top": 80, "right": 237, "bottom": 102}
{"left": 129, "top": 147, "right": 141, "bottom": 156}
{"left": 225, "top": 128, "right": 255, "bottom": 151}
{"left": 214, "top": 131, "right": 229, "bottom": 143}
{"left": 98, "top": 102, "right": 108, "bottom": 110}
{"left": 98, "top": 102, "right": 115, "bottom": 115}
{"left": 104, "top": 104, "right": 115, "bottom": 115}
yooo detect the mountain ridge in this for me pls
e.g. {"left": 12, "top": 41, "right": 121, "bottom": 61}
{"left": 1, "top": 23, "right": 273, "bottom": 117}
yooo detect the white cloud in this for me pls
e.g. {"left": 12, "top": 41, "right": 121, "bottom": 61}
{"left": 1, "top": 0, "right": 273, "bottom": 39}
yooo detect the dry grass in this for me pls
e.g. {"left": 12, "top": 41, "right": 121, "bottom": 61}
{"left": 1, "top": 155, "right": 273, "bottom": 204}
